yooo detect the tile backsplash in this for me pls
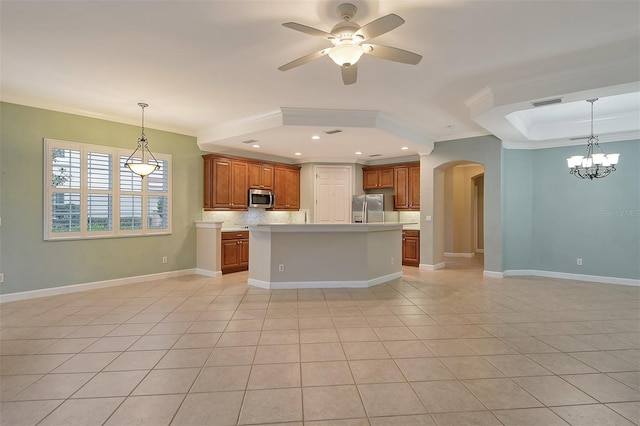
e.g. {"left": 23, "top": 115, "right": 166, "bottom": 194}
{"left": 202, "top": 209, "right": 419, "bottom": 229}
{"left": 202, "top": 209, "right": 308, "bottom": 229}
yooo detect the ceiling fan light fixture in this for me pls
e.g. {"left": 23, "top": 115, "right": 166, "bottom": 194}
{"left": 328, "top": 44, "right": 364, "bottom": 67}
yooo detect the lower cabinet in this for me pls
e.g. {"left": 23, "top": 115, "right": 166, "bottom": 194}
{"left": 402, "top": 230, "right": 420, "bottom": 266}
{"left": 221, "top": 231, "right": 249, "bottom": 274}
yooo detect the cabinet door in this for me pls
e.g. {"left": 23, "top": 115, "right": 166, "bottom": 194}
{"left": 212, "top": 158, "right": 232, "bottom": 208}
{"left": 402, "top": 234, "right": 420, "bottom": 266}
{"left": 408, "top": 165, "right": 420, "bottom": 209}
{"left": 363, "top": 169, "right": 379, "bottom": 190}
{"left": 239, "top": 239, "right": 249, "bottom": 269}
{"left": 230, "top": 161, "right": 248, "bottom": 208}
{"left": 261, "top": 164, "right": 274, "bottom": 190}
{"left": 248, "top": 163, "right": 262, "bottom": 189}
{"left": 285, "top": 168, "right": 300, "bottom": 209}
{"left": 273, "top": 167, "right": 287, "bottom": 209}
{"left": 394, "top": 166, "right": 409, "bottom": 210}
{"left": 203, "top": 156, "right": 213, "bottom": 209}
{"left": 378, "top": 168, "right": 394, "bottom": 188}
{"left": 221, "top": 240, "right": 240, "bottom": 272}
{"left": 273, "top": 167, "right": 300, "bottom": 210}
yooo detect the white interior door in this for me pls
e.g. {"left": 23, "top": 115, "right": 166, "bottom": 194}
{"left": 315, "top": 166, "right": 352, "bottom": 224}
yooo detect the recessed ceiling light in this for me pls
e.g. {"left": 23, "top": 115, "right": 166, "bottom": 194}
{"left": 252, "top": 144, "right": 260, "bottom": 148}
{"left": 355, "top": 151, "right": 363, "bottom": 155}
{"left": 401, "top": 146, "right": 408, "bottom": 150}
{"left": 311, "top": 135, "right": 320, "bottom": 140}
{"left": 294, "top": 152, "right": 302, "bottom": 156}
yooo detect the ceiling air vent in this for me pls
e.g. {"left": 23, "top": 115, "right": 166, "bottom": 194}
{"left": 241, "top": 139, "right": 258, "bottom": 144}
{"left": 532, "top": 98, "right": 563, "bottom": 107}
{"left": 325, "top": 129, "right": 343, "bottom": 135}
{"left": 369, "top": 154, "right": 382, "bottom": 157}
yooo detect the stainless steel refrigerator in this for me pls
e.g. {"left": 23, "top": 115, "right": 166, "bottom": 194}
{"left": 352, "top": 194, "right": 393, "bottom": 223}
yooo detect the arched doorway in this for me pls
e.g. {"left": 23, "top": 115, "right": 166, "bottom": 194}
{"left": 418, "top": 136, "right": 503, "bottom": 277}
{"left": 441, "top": 162, "right": 485, "bottom": 270}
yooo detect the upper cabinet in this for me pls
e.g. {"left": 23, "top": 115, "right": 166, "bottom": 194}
{"left": 203, "top": 155, "right": 248, "bottom": 210}
{"left": 363, "top": 162, "right": 420, "bottom": 211}
{"left": 248, "top": 162, "right": 274, "bottom": 190}
{"left": 363, "top": 167, "right": 394, "bottom": 190}
{"left": 273, "top": 165, "right": 300, "bottom": 210}
{"left": 394, "top": 163, "right": 420, "bottom": 211}
{"left": 203, "top": 154, "right": 299, "bottom": 211}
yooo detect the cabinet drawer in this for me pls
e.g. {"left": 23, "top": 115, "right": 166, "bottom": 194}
{"left": 402, "top": 230, "right": 420, "bottom": 237}
{"left": 222, "top": 231, "right": 249, "bottom": 240}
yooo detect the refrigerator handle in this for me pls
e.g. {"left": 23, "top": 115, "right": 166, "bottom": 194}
{"left": 363, "top": 200, "right": 367, "bottom": 223}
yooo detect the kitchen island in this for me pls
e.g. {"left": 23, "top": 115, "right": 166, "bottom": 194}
{"left": 247, "top": 223, "right": 404, "bottom": 289}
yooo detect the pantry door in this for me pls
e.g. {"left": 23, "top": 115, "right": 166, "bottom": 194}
{"left": 315, "top": 166, "right": 352, "bottom": 224}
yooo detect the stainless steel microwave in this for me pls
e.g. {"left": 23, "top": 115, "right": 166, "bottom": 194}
{"left": 248, "top": 188, "right": 274, "bottom": 208}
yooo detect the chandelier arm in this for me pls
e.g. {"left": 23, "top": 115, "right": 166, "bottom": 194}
{"left": 124, "top": 141, "right": 142, "bottom": 165}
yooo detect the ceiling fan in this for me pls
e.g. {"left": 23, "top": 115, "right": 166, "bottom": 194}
{"left": 278, "top": 3, "right": 422, "bottom": 85}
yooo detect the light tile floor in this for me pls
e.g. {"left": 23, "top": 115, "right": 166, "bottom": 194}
{"left": 1, "top": 260, "right": 639, "bottom": 425}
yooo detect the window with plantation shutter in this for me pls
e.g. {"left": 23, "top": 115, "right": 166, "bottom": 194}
{"left": 44, "top": 138, "right": 171, "bottom": 240}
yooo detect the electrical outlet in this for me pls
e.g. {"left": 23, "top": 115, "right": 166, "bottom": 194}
{"left": 162, "top": 256, "right": 168, "bottom": 264}
{"left": 0, "top": 273, "right": 4, "bottom": 283}
{"left": 577, "top": 258, "right": 583, "bottom": 266}
{"left": 391, "top": 258, "right": 395, "bottom": 265}
{"left": 278, "top": 264, "right": 284, "bottom": 272}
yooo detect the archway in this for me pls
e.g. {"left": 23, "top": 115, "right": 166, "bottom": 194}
{"left": 439, "top": 162, "right": 485, "bottom": 270}
{"left": 419, "top": 136, "right": 503, "bottom": 277}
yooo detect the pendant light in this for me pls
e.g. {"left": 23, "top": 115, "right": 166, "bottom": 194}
{"left": 125, "top": 102, "right": 160, "bottom": 177}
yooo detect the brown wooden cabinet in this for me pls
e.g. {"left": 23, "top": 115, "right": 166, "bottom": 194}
{"left": 394, "top": 163, "right": 420, "bottom": 211}
{"left": 402, "top": 229, "right": 420, "bottom": 266}
{"left": 203, "top": 155, "right": 248, "bottom": 210}
{"left": 204, "top": 155, "right": 299, "bottom": 211}
{"left": 273, "top": 165, "right": 300, "bottom": 210}
{"left": 248, "top": 162, "right": 274, "bottom": 190}
{"left": 363, "top": 167, "right": 394, "bottom": 190}
{"left": 221, "top": 231, "right": 249, "bottom": 273}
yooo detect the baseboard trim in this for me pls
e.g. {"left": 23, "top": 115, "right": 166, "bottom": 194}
{"left": 0, "top": 269, "right": 197, "bottom": 304}
{"left": 483, "top": 271, "right": 504, "bottom": 278}
{"left": 476, "top": 249, "right": 485, "bottom": 253}
{"left": 444, "top": 252, "right": 475, "bottom": 258}
{"left": 420, "top": 262, "right": 446, "bottom": 271}
{"left": 503, "top": 269, "right": 640, "bottom": 287}
{"left": 195, "top": 268, "right": 222, "bottom": 278}
{"left": 248, "top": 272, "right": 402, "bottom": 290}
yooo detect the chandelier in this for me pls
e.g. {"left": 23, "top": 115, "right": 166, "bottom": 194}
{"left": 566, "top": 98, "right": 620, "bottom": 180}
{"left": 125, "top": 103, "right": 160, "bottom": 177}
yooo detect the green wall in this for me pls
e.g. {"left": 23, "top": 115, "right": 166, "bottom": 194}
{"left": 0, "top": 103, "right": 204, "bottom": 295}
{"left": 503, "top": 139, "right": 640, "bottom": 280}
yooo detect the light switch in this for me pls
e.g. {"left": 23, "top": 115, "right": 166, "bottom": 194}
{"left": 425, "top": 215, "right": 432, "bottom": 222}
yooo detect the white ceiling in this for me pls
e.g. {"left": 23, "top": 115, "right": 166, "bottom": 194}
{"left": 2, "top": 0, "right": 639, "bottom": 163}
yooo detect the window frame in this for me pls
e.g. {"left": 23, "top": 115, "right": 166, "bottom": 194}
{"left": 44, "top": 138, "right": 172, "bottom": 241}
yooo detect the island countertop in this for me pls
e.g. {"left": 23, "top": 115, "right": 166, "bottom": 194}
{"left": 248, "top": 223, "right": 416, "bottom": 233}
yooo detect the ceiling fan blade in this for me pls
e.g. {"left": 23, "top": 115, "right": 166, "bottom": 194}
{"left": 341, "top": 64, "right": 357, "bottom": 85}
{"left": 278, "top": 49, "right": 330, "bottom": 71}
{"left": 354, "top": 14, "right": 404, "bottom": 41}
{"left": 282, "top": 22, "right": 334, "bottom": 40}
{"left": 362, "top": 44, "right": 422, "bottom": 65}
